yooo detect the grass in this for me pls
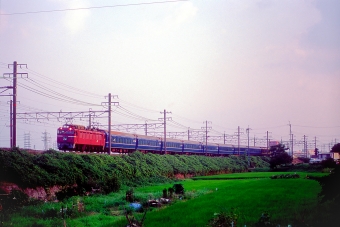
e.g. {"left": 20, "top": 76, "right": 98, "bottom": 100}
{"left": 2, "top": 172, "right": 325, "bottom": 227}
{"left": 192, "top": 171, "right": 329, "bottom": 180}
{"left": 127, "top": 178, "right": 320, "bottom": 227}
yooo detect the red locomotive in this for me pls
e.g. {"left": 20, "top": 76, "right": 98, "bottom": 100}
{"left": 57, "top": 124, "right": 105, "bottom": 152}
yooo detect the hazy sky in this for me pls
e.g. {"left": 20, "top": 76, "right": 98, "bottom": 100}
{"left": 0, "top": 0, "right": 339, "bottom": 152}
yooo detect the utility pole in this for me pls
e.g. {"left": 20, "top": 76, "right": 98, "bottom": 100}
{"left": 265, "top": 131, "right": 272, "bottom": 153}
{"left": 291, "top": 134, "right": 294, "bottom": 157}
{"left": 86, "top": 108, "right": 93, "bottom": 129}
{"left": 9, "top": 100, "right": 13, "bottom": 148}
{"left": 102, "top": 93, "right": 119, "bottom": 155}
{"left": 246, "top": 126, "right": 251, "bottom": 166}
{"left": 188, "top": 128, "right": 190, "bottom": 141}
{"left": 1, "top": 61, "right": 28, "bottom": 148}
{"left": 234, "top": 127, "right": 244, "bottom": 155}
{"left": 314, "top": 136, "right": 317, "bottom": 151}
{"left": 223, "top": 132, "right": 226, "bottom": 144}
{"left": 303, "top": 135, "right": 307, "bottom": 158}
{"left": 288, "top": 122, "right": 292, "bottom": 156}
{"left": 202, "top": 121, "right": 212, "bottom": 155}
{"left": 159, "top": 110, "right": 171, "bottom": 154}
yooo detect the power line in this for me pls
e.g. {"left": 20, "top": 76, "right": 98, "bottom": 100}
{"left": 0, "top": 0, "right": 188, "bottom": 16}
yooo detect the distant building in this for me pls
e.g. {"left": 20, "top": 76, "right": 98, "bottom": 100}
{"left": 319, "top": 153, "right": 331, "bottom": 160}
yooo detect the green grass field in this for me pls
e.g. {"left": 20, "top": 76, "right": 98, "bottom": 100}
{"left": 2, "top": 172, "right": 328, "bottom": 227}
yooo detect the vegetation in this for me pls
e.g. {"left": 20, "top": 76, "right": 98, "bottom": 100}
{"left": 1, "top": 147, "right": 338, "bottom": 226}
{"left": 330, "top": 143, "right": 340, "bottom": 154}
{"left": 0, "top": 148, "right": 269, "bottom": 192}
{"left": 268, "top": 144, "right": 293, "bottom": 169}
{"left": 0, "top": 170, "right": 336, "bottom": 226}
{"left": 312, "top": 165, "right": 340, "bottom": 227}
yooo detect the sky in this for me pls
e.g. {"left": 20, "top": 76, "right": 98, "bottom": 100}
{"left": 0, "top": 0, "right": 339, "bottom": 153}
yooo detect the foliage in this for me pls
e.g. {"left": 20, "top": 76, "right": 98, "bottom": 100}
{"left": 0, "top": 148, "right": 270, "bottom": 192}
{"left": 330, "top": 143, "right": 340, "bottom": 153}
{"left": 254, "top": 212, "right": 276, "bottom": 227}
{"left": 207, "top": 208, "right": 239, "bottom": 227}
{"left": 298, "top": 157, "right": 310, "bottom": 163}
{"left": 320, "top": 158, "right": 337, "bottom": 169}
{"left": 270, "top": 173, "right": 300, "bottom": 179}
{"left": 317, "top": 165, "right": 340, "bottom": 203}
{"left": 268, "top": 144, "right": 292, "bottom": 169}
{"left": 269, "top": 143, "right": 288, "bottom": 157}
{"left": 1, "top": 172, "right": 326, "bottom": 227}
{"left": 173, "top": 184, "right": 184, "bottom": 195}
{"left": 0, "top": 189, "right": 29, "bottom": 211}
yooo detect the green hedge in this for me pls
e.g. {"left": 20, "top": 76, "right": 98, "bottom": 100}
{"left": 0, "top": 148, "right": 269, "bottom": 191}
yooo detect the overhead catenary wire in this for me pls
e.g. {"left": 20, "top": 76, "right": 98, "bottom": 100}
{"left": 0, "top": 0, "right": 189, "bottom": 16}
{"left": 17, "top": 80, "right": 101, "bottom": 106}
{"left": 23, "top": 68, "right": 103, "bottom": 99}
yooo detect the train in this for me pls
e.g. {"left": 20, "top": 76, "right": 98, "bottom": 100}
{"left": 57, "top": 124, "right": 267, "bottom": 156}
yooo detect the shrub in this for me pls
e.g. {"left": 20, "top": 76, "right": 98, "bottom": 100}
{"left": 254, "top": 212, "right": 276, "bottom": 227}
{"left": 208, "top": 208, "right": 239, "bottom": 227}
{"left": 173, "top": 184, "right": 184, "bottom": 195}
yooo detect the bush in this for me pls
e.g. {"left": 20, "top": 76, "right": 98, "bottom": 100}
{"left": 321, "top": 158, "right": 337, "bottom": 168}
{"left": 270, "top": 173, "right": 300, "bottom": 179}
{"left": 173, "top": 184, "right": 184, "bottom": 195}
{"left": 208, "top": 208, "right": 239, "bottom": 227}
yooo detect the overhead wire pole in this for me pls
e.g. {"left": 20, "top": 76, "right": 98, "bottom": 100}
{"left": 234, "top": 126, "right": 243, "bottom": 155}
{"left": 266, "top": 131, "right": 271, "bottom": 152}
{"left": 159, "top": 109, "right": 171, "bottom": 154}
{"left": 223, "top": 131, "right": 226, "bottom": 144}
{"left": 303, "top": 135, "right": 307, "bottom": 158}
{"left": 2, "top": 61, "right": 28, "bottom": 148}
{"left": 102, "top": 93, "right": 119, "bottom": 155}
{"left": 8, "top": 100, "right": 13, "bottom": 147}
{"left": 202, "top": 121, "right": 212, "bottom": 155}
{"left": 291, "top": 134, "right": 294, "bottom": 157}
{"left": 288, "top": 121, "right": 292, "bottom": 156}
{"left": 246, "top": 126, "right": 252, "bottom": 167}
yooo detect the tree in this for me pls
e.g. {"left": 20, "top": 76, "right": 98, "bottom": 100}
{"left": 269, "top": 143, "right": 288, "bottom": 157}
{"left": 268, "top": 144, "right": 292, "bottom": 169}
{"left": 330, "top": 143, "right": 340, "bottom": 153}
{"left": 314, "top": 148, "right": 319, "bottom": 156}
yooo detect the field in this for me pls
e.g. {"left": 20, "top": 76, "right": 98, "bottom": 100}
{"left": 1, "top": 172, "right": 329, "bottom": 227}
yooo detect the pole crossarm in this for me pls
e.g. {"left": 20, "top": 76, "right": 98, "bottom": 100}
{"left": 2, "top": 72, "right": 28, "bottom": 78}
{"left": 15, "top": 110, "right": 107, "bottom": 121}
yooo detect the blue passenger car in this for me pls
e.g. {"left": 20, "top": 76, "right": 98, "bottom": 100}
{"left": 163, "top": 138, "right": 184, "bottom": 153}
{"left": 183, "top": 140, "right": 203, "bottom": 154}
{"left": 203, "top": 143, "right": 219, "bottom": 155}
{"left": 135, "top": 135, "right": 162, "bottom": 153}
{"left": 218, "top": 144, "right": 236, "bottom": 155}
{"left": 104, "top": 131, "right": 137, "bottom": 152}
